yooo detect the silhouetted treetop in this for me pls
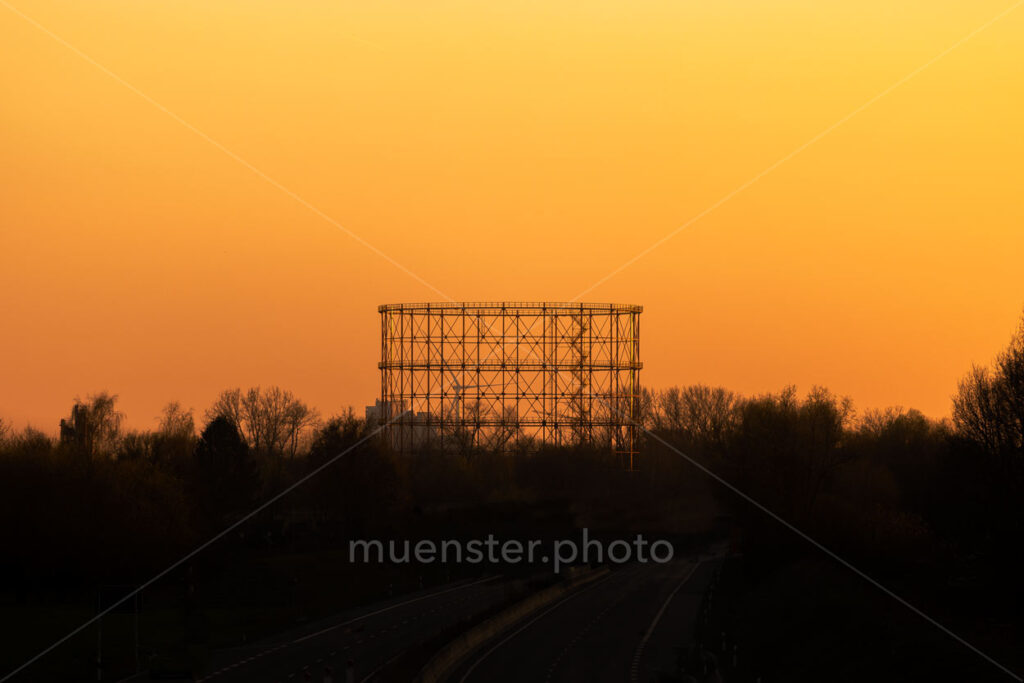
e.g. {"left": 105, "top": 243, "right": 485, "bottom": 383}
{"left": 58, "top": 392, "right": 123, "bottom": 458}
{"left": 953, "top": 313, "right": 1024, "bottom": 458}
{"left": 205, "top": 387, "right": 319, "bottom": 458}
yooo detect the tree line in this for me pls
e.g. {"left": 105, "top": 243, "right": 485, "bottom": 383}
{"left": 1, "top": 315, "right": 1022, "bottom": 604}
{"left": 639, "top": 314, "right": 1024, "bottom": 588}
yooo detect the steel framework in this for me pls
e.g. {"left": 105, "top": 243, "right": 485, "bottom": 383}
{"left": 377, "top": 302, "right": 642, "bottom": 467}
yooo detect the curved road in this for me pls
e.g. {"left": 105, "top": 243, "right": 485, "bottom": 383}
{"left": 455, "top": 558, "right": 718, "bottom": 683}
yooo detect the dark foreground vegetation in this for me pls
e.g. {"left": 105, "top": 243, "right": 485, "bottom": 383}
{"left": 1, "top": 316, "right": 1023, "bottom": 680}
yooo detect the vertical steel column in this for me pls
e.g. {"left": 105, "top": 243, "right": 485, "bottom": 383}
{"left": 542, "top": 305, "right": 548, "bottom": 446}
{"left": 587, "top": 307, "right": 594, "bottom": 446}
{"left": 514, "top": 312, "right": 521, "bottom": 452}
{"left": 439, "top": 308, "right": 445, "bottom": 451}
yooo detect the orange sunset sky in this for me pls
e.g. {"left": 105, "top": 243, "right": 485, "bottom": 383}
{"left": 2, "top": 0, "right": 1023, "bottom": 431}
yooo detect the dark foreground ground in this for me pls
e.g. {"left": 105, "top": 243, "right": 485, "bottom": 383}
{"left": 700, "top": 554, "right": 1023, "bottom": 683}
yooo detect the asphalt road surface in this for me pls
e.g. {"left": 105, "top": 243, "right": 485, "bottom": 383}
{"left": 455, "top": 558, "right": 718, "bottom": 683}
{"left": 190, "top": 575, "right": 510, "bottom": 683}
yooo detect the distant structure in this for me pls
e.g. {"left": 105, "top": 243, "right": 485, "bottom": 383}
{"left": 375, "top": 302, "right": 643, "bottom": 468}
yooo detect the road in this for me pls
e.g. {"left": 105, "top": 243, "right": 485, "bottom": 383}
{"left": 455, "top": 558, "right": 718, "bottom": 683}
{"left": 190, "top": 575, "right": 510, "bottom": 683}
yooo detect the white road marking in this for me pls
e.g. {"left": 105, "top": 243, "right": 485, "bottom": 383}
{"left": 459, "top": 571, "right": 621, "bottom": 683}
{"left": 630, "top": 561, "right": 703, "bottom": 683}
{"left": 199, "top": 575, "right": 501, "bottom": 680}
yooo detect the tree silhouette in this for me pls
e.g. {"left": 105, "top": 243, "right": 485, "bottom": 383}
{"left": 952, "top": 312, "right": 1024, "bottom": 563}
{"left": 953, "top": 316, "right": 1024, "bottom": 458}
{"left": 159, "top": 402, "right": 195, "bottom": 440}
{"left": 59, "top": 392, "right": 124, "bottom": 458}
{"left": 193, "top": 416, "right": 258, "bottom": 522}
{"left": 651, "top": 385, "right": 739, "bottom": 457}
{"left": 206, "top": 387, "right": 319, "bottom": 458}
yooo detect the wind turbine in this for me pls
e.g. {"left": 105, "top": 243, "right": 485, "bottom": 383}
{"left": 445, "top": 369, "right": 501, "bottom": 425}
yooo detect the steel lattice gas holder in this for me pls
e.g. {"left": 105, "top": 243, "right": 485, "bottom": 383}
{"left": 375, "top": 302, "right": 642, "bottom": 467}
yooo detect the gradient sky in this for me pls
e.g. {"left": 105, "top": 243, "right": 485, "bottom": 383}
{"left": 2, "top": 0, "right": 1023, "bottom": 431}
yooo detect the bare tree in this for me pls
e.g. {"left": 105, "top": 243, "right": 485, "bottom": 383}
{"left": 159, "top": 402, "right": 195, "bottom": 440}
{"left": 59, "top": 392, "right": 124, "bottom": 458}
{"left": 799, "top": 386, "right": 856, "bottom": 513}
{"left": 952, "top": 366, "right": 1003, "bottom": 454}
{"left": 951, "top": 311, "right": 1024, "bottom": 555}
{"left": 652, "top": 385, "right": 740, "bottom": 455}
{"left": 206, "top": 388, "right": 244, "bottom": 431}
{"left": 283, "top": 398, "right": 319, "bottom": 458}
{"left": 207, "top": 386, "right": 318, "bottom": 457}
{"left": 954, "top": 313, "right": 1024, "bottom": 461}
{"left": 994, "top": 317, "right": 1024, "bottom": 452}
